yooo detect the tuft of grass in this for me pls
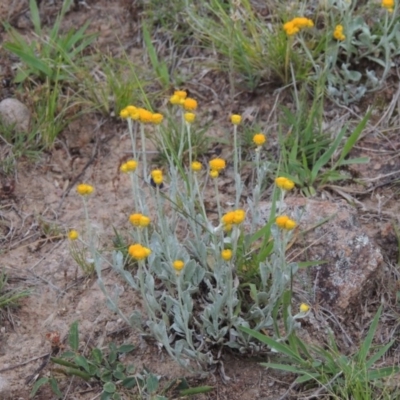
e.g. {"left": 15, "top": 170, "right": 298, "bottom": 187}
{"left": 241, "top": 305, "right": 400, "bottom": 400}
{"left": 277, "top": 77, "right": 370, "bottom": 196}
{"left": 0, "top": 269, "right": 30, "bottom": 318}
{"left": 3, "top": 0, "right": 96, "bottom": 85}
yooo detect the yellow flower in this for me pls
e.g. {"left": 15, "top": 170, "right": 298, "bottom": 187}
{"left": 183, "top": 98, "right": 198, "bottom": 111}
{"left": 300, "top": 303, "right": 310, "bottom": 313}
{"left": 253, "top": 133, "right": 266, "bottom": 146}
{"left": 233, "top": 209, "right": 246, "bottom": 224}
{"left": 151, "top": 113, "right": 164, "bottom": 124}
{"left": 333, "top": 25, "right": 345, "bottom": 41}
{"left": 224, "top": 224, "right": 232, "bottom": 232}
{"left": 210, "top": 170, "right": 219, "bottom": 179}
{"left": 275, "top": 177, "right": 295, "bottom": 191}
{"left": 184, "top": 112, "right": 196, "bottom": 123}
{"left": 221, "top": 249, "right": 232, "bottom": 261}
{"left": 293, "top": 17, "right": 314, "bottom": 29}
{"left": 126, "top": 105, "right": 139, "bottom": 120}
{"left": 128, "top": 244, "right": 151, "bottom": 260}
{"left": 222, "top": 211, "right": 235, "bottom": 225}
{"left": 151, "top": 169, "right": 163, "bottom": 186}
{"left": 120, "top": 108, "right": 130, "bottom": 119}
{"left": 191, "top": 161, "right": 202, "bottom": 172}
{"left": 138, "top": 108, "right": 153, "bottom": 124}
{"left": 283, "top": 21, "right": 300, "bottom": 36}
{"left": 129, "top": 213, "right": 150, "bottom": 227}
{"left": 174, "top": 90, "right": 187, "bottom": 100}
{"left": 173, "top": 260, "right": 185, "bottom": 273}
{"left": 68, "top": 230, "right": 79, "bottom": 240}
{"left": 169, "top": 94, "right": 181, "bottom": 105}
{"left": 283, "top": 17, "right": 314, "bottom": 36}
{"left": 209, "top": 158, "right": 226, "bottom": 172}
{"left": 230, "top": 114, "right": 242, "bottom": 125}
{"left": 222, "top": 209, "right": 246, "bottom": 225}
{"left": 76, "top": 183, "right": 94, "bottom": 196}
{"left": 120, "top": 160, "right": 138, "bottom": 173}
{"left": 275, "top": 215, "right": 297, "bottom": 230}
{"left": 382, "top": 0, "right": 394, "bottom": 11}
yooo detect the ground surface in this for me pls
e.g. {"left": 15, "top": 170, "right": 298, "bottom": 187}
{"left": 1, "top": 1, "right": 400, "bottom": 399}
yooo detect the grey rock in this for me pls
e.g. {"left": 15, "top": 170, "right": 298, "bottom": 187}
{"left": 259, "top": 198, "right": 383, "bottom": 311}
{"left": 0, "top": 98, "right": 31, "bottom": 133}
{"left": 0, "top": 375, "right": 10, "bottom": 397}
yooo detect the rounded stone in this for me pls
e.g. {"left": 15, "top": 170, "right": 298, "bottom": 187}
{"left": 0, "top": 375, "right": 10, "bottom": 397}
{"left": 0, "top": 98, "right": 31, "bottom": 133}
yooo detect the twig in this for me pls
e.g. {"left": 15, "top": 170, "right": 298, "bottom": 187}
{"left": 0, "top": 353, "right": 49, "bottom": 373}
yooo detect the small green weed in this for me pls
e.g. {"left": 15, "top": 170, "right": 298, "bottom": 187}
{"left": 3, "top": 0, "right": 96, "bottom": 84}
{"left": 278, "top": 83, "right": 370, "bottom": 196}
{"left": 241, "top": 305, "right": 400, "bottom": 400}
{"left": 0, "top": 269, "right": 30, "bottom": 317}
{"left": 31, "top": 321, "right": 213, "bottom": 399}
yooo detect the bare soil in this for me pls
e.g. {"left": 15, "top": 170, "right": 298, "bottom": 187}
{"left": 1, "top": 1, "right": 400, "bottom": 399}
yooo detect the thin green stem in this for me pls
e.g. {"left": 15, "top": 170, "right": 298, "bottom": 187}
{"left": 127, "top": 118, "right": 137, "bottom": 158}
{"left": 214, "top": 178, "right": 222, "bottom": 221}
{"left": 140, "top": 123, "right": 147, "bottom": 181}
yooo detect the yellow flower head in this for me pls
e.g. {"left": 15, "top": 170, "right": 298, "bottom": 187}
{"left": 120, "top": 108, "right": 130, "bottom": 119}
{"left": 210, "top": 170, "right": 219, "bottom": 179}
{"left": 183, "top": 98, "right": 198, "bottom": 111}
{"left": 68, "top": 230, "right": 79, "bottom": 240}
{"left": 222, "top": 209, "right": 246, "bottom": 225}
{"left": 191, "top": 161, "right": 202, "bottom": 172}
{"left": 151, "top": 169, "right": 163, "bottom": 186}
{"left": 233, "top": 209, "right": 246, "bottom": 224}
{"left": 382, "top": 0, "right": 394, "bottom": 11}
{"left": 283, "top": 17, "right": 313, "bottom": 36}
{"left": 138, "top": 108, "right": 153, "bottom": 124}
{"left": 275, "top": 177, "right": 295, "bottom": 191}
{"left": 151, "top": 113, "right": 164, "bottom": 125}
{"left": 230, "top": 114, "right": 242, "bottom": 125}
{"left": 129, "top": 213, "right": 150, "bottom": 227}
{"left": 333, "top": 25, "right": 345, "bottom": 41}
{"left": 184, "top": 112, "right": 196, "bottom": 124}
{"left": 76, "top": 183, "right": 94, "bottom": 196}
{"left": 221, "top": 249, "right": 232, "bottom": 261}
{"left": 173, "top": 260, "right": 185, "bottom": 273}
{"left": 120, "top": 160, "right": 138, "bottom": 173}
{"left": 128, "top": 243, "right": 151, "bottom": 260}
{"left": 224, "top": 224, "right": 232, "bottom": 232}
{"left": 174, "top": 90, "right": 187, "bottom": 100}
{"left": 126, "top": 105, "right": 139, "bottom": 120}
{"left": 283, "top": 21, "right": 300, "bottom": 36}
{"left": 169, "top": 94, "right": 181, "bottom": 105}
{"left": 275, "top": 215, "right": 297, "bottom": 230}
{"left": 300, "top": 303, "right": 310, "bottom": 313}
{"left": 209, "top": 158, "right": 226, "bottom": 172}
{"left": 253, "top": 133, "right": 266, "bottom": 146}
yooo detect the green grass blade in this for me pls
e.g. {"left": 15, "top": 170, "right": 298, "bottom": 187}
{"left": 240, "top": 326, "right": 304, "bottom": 363}
{"left": 310, "top": 126, "right": 346, "bottom": 182}
{"left": 3, "top": 43, "right": 52, "bottom": 77}
{"left": 356, "top": 305, "right": 382, "bottom": 364}
{"left": 336, "top": 111, "right": 370, "bottom": 166}
{"left": 69, "top": 320, "right": 79, "bottom": 352}
{"left": 336, "top": 157, "right": 370, "bottom": 166}
{"left": 367, "top": 366, "right": 400, "bottom": 380}
{"left": 143, "top": 23, "right": 169, "bottom": 87}
{"left": 29, "top": 377, "right": 49, "bottom": 398}
{"left": 29, "top": 0, "right": 42, "bottom": 35}
{"left": 366, "top": 340, "right": 395, "bottom": 369}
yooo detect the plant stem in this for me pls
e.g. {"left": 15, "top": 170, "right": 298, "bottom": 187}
{"left": 140, "top": 123, "right": 147, "bottom": 181}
